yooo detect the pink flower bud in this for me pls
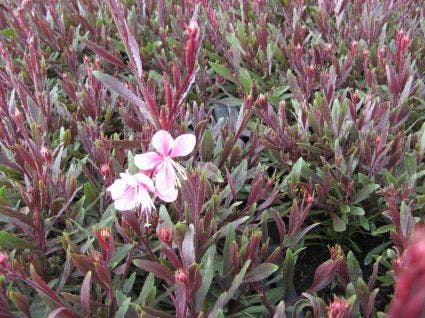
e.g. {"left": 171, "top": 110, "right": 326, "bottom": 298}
{"left": 350, "top": 41, "right": 358, "bottom": 55}
{"left": 175, "top": 268, "right": 189, "bottom": 285}
{"left": 100, "top": 164, "right": 111, "bottom": 179}
{"left": 0, "top": 252, "right": 8, "bottom": 267}
{"left": 325, "top": 43, "right": 333, "bottom": 55}
{"left": 13, "top": 109, "right": 22, "bottom": 122}
{"left": 327, "top": 296, "right": 352, "bottom": 318}
{"left": 351, "top": 92, "right": 359, "bottom": 104}
{"left": 40, "top": 146, "right": 51, "bottom": 163}
{"left": 307, "top": 65, "right": 315, "bottom": 79}
{"left": 157, "top": 227, "right": 172, "bottom": 245}
{"left": 256, "top": 94, "right": 268, "bottom": 109}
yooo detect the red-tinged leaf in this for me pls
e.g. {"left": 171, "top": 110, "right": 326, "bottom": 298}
{"left": 162, "top": 247, "right": 182, "bottom": 269}
{"left": 243, "top": 263, "right": 278, "bottom": 283}
{"left": 302, "top": 292, "right": 321, "bottom": 318}
{"left": 182, "top": 224, "right": 195, "bottom": 267}
{"left": 126, "top": 24, "right": 143, "bottom": 79}
{"left": 174, "top": 280, "right": 187, "bottom": 318}
{"left": 47, "top": 307, "right": 81, "bottom": 318}
{"left": 92, "top": 71, "right": 153, "bottom": 122}
{"left": 84, "top": 39, "right": 128, "bottom": 70}
{"left": 81, "top": 271, "right": 91, "bottom": 316}
{"left": 30, "top": 264, "right": 65, "bottom": 307}
{"left": 272, "top": 210, "right": 286, "bottom": 244}
{"left": 307, "top": 260, "right": 337, "bottom": 294}
{"left": 133, "top": 259, "right": 175, "bottom": 285}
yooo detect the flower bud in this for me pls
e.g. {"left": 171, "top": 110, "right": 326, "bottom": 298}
{"left": 351, "top": 92, "right": 359, "bottom": 104}
{"left": 100, "top": 164, "right": 111, "bottom": 179}
{"left": 157, "top": 227, "right": 172, "bottom": 245}
{"left": 350, "top": 41, "right": 358, "bottom": 55}
{"left": 175, "top": 268, "right": 189, "bottom": 285}
{"left": 13, "top": 109, "right": 22, "bottom": 122}
{"left": 40, "top": 146, "right": 52, "bottom": 164}
{"left": 256, "top": 94, "right": 268, "bottom": 109}
{"left": 327, "top": 296, "right": 352, "bottom": 318}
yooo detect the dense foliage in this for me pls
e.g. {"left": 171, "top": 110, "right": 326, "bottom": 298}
{"left": 0, "top": 0, "right": 424, "bottom": 317}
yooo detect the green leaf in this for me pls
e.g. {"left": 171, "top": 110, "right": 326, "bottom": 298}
{"left": 0, "top": 29, "right": 15, "bottom": 38}
{"left": 330, "top": 213, "right": 346, "bottom": 232}
{"left": 239, "top": 68, "right": 252, "bottom": 94}
{"left": 115, "top": 296, "right": 131, "bottom": 318}
{"left": 195, "top": 245, "right": 216, "bottom": 311}
{"left": 350, "top": 206, "right": 365, "bottom": 216}
{"left": 127, "top": 151, "right": 139, "bottom": 174}
{"left": 209, "top": 62, "right": 235, "bottom": 82}
{"left": 209, "top": 260, "right": 251, "bottom": 318}
{"left": 0, "top": 231, "right": 38, "bottom": 250}
{"left": 109, "top": 244, "right": 132, "bottom": 268}
{"left": 158, "top": 205, "right": 173, "bottom": 229}
{"left": 135, "top": 273, "right": 155, "bottom": 305}
{"left": 243, "top": 263, "right": 278, "bottom": 283}
{"left": 282, "top": 249, "right": 296, "bottom": 303}
{"left": 364, "top": 241, "right": 392, "bottom": 265}
{"left": 83, "top": 182, "right": 97, "bottom": 204}
{"left": 353, "top": 183, "right": 379, "bottom": 204}
{"left": 347, "top": 251, "right": 362, "bottom": 284}
{"left": 372, "top": 224, "right": 394, "bottom": 236}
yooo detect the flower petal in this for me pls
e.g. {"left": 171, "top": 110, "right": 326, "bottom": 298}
{"left": 113, "top": 187, "right": 137, "bottom": 210}
{"left": 114, "top": 197, "right": 136, "bottom": 211}
{"left": 155, "top": 163, "right": 178, "bottom": 202}
{"left": 134, "top": 152, "right": 163, "bottom": 171}
{"left": 156, "top": 187, "right": 178, "bottom": 202}
{"left": 134, "top": 173, "right": 155, "bottom": 192}
{"left": 137, "top": 188, "right": 154, "bottom": 212}
{"left": 152, "top": 130, "right": 174, "bottom": 156}
{"left": 106, "top": 179, "right": 128, "bottom": 200}
{"left": 170, "top": 134, "right": 196, "bottom": 157}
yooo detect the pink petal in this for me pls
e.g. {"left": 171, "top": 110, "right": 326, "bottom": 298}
{"left": 113, "top": 187, "right": 137, "bottom": 210}
{"left": 156, "top": 187, "right": 178, "bottom": 203}
{"left": 152, "top": 130, "right": 174, "bottom": 156}
{"left": 106, "top": 179, "right": 128, "bottom": 200}
{"left": 134, "top": 152, "right": 163, "bottom": 171}
{"left": 119, "top": 172, "right": 138, "bottom": 186}
{"left": 170, "top": 134, "right": 196, "bottom": 157}
{"left": 136, "top": 187, "right": 154, "bottom": 212}
{"left": 134, "top": 173, "right": 155, "bottom": 192}
{"left": 155, "top": 163, "right": 178, "bottom": 202}
{"left": 114, "top": 196, "right": 137, "bottom": 211}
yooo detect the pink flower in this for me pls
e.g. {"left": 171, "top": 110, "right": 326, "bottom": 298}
{"left": 134, "top": 130, "right": 196, "bottom": 202}
{"left": 106, "top": 172, "right": 155, "bottom": 213}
